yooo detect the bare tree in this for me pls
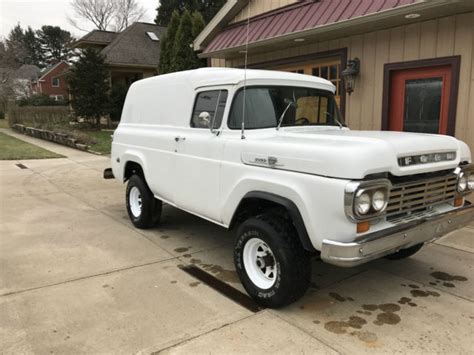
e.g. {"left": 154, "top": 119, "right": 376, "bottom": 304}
{"left": 69, "top": 0, "right": 145, "bottom": 32}
{"left": 114, "top": 0, "right": 147, "bottom": 31}
{"left": 69, "top": 0, "right": 115, "bottom": 31}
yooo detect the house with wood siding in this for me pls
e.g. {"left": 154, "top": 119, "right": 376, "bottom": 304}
{"left": 195, "top": 0, "right": 474, "bottom": 153}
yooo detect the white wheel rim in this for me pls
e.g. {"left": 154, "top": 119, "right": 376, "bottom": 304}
{"left": 243, "top": 238, "right": 278, "bottom": 289}
{"left": 129, "top": 186, "right": 142, "bottom": 218}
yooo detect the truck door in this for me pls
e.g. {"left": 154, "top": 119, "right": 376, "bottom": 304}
{"left": 173, "top": 88, "right": 229, "bottom": 222}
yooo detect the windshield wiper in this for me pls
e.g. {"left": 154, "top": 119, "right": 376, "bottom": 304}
{"left": 276, "top": 91, "right": 296, "bottom": 131}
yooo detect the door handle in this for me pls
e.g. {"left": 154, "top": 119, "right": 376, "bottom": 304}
{"left": 174, "top": 136, "right": 186, "bottom": 142}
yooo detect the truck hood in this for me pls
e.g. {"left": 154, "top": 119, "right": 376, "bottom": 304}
{"left": 241, "top": 128, "right": 471, "bottom": 179}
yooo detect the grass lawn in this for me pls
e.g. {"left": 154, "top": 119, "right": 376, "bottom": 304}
{"left": 86, "top": 130, "right": 113, "bottom": 154}
{"left": 0, "top": 119, "right": 9, "bottom": 128}
{"left": 0, "top": 132, "right": 64, "bottom": 160}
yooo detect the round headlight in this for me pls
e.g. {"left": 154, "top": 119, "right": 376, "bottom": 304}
{"left": 458, "top": 175, "right": 467, "bottom": 192}
{"left": 468, "top": 174, "right": 474, "bottom": 190}
{"left": 355, "top": 192, "right": 371, "bottom": 215}
{"left": 372, "top": 190, "right": 388, "bottom": 211}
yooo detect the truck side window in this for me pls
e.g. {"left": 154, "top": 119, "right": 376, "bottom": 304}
{"left": 191, "top": 90, "right": 228, "bottom": 129}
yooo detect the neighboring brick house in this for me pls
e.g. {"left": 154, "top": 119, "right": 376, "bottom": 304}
{"left": 31, "top": 61, "right": 70, "bottom": 101}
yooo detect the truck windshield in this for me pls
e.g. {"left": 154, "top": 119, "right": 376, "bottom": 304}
{"left": 228, "top": 86, "right": 344, "bottom": 130}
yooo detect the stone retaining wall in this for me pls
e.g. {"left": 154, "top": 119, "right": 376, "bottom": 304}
{"left": 12, "top": 124, "right": 89, "bottom": 151}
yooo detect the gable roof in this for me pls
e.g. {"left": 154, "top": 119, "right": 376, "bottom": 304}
{"left": 196, "top": 0, "right": 474, "bottom": 57}
{"left": 37, "top": 61, "right": 69, "bottom": 81}
{"left": 100, "top": 22, "right": 165, "bottom": 68}
{"left": 14, "top": 64, "right": 41, "bottom": 80}
{"left": 74, "top": 30, "right": 119, "bottom": 48}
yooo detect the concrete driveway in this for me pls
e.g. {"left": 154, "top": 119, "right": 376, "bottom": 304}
{"left": 1, "top": 130, "right": 473, "bottom": 354}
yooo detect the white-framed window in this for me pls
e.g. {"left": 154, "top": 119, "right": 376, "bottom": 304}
{"left": 50, "top": 95, "right": 64, "bottom": 101}
{"left": 52, "top": 77, "right": 60, "bottom": 87}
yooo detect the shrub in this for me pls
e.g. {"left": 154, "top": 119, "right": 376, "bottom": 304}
{"left": 17, "top": 93, "right": 68, "bottom": 107}
{"left": 108, "top": 83, "right": 128, "bottom": 121}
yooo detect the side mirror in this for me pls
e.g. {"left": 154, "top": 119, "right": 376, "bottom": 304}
{"left": 199, "top": 111, "right": 210, "bottom": 126}
{"left": 199, "top": 111, "right": 218, "bottom": 134}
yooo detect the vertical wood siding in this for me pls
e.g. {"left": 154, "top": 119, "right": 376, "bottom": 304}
{"left": 231, "top": 0, "right": 298, "bottom": 24}
{"left": 213, "top": 12, "right": 474, "bottom": 153}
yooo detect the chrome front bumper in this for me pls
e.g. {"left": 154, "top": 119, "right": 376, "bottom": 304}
{"left": 321, "top": 203, "right": 474, "bottom": 267}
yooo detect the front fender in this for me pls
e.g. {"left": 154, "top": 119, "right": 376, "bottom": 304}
{"left": 219, "top": 168, "right": 352, "bottom": 251}
{"left": 221, "top": 176, "right": 307, "bottom": 225}
{"left": 232, "top": 191, "right": 316, "bottom": 252}
{"left": 220, "top": 174, "right": 318, "bottom": 250}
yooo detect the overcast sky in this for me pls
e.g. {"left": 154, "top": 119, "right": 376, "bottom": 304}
{"left": 0, "top": 0, "right": 159, "bottom": 39}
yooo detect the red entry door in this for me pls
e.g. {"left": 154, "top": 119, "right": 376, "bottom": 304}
{"left": 389, "top": 65, "right": 452, "bottom": 134}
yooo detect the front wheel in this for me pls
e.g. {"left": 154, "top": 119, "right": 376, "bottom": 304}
{"left": 126, "top": 174, "right": 162, "bottom": 229}
{"left": 234, "top": 214, "right": 311, "bottom": 308}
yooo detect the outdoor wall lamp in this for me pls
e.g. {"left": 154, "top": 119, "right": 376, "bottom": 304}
{"left": 341, "top": 58, "right": 360, "bottom": 95}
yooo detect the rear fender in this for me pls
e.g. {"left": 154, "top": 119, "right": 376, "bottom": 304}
{"left": 119, "top": 151, "right": 148, "bottom": 182}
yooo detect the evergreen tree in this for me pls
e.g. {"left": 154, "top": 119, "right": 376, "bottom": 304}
{"left": 155, "top": 0, "right": 197, "bottom": 26}
{"left": 159, "top": 10, "right": 206, "bottom": 74}
{"left": 4, "top": 24, "right": 74, "bottom": 68}
{"left": 23, "top": 27, "right": 45, "bottom": 66}
{"left": 191, "top": 11, "right": 206, "bottom": 68}
{"left": 196, "top": 0, "right": 226, "bottom": 23}
{"left": 108, "top": 83, "right": 128, "bottom": 121}
{"left": 5, "top": 25, "right": 27, "bottom": 66}
{"left": 68, "top": 48, "right": 110, "bottom": 129}
{"left": 171, "top": 10, "right": 197, "bottom": 72}
{"left": 155, "top": 0, "right": 225, "bottom": 26}
{"left": 158, "top": 10, "right": 181, "bottom": 74}
{"left": 191, "top": 11, "right": 205, "bottom": 38}
{"left": 37, "top": 26, "right": 75, "bottom": 64}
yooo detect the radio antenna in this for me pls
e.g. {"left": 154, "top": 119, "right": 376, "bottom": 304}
{"left": 240, "top": 0, "right": 251, "bottom": 140}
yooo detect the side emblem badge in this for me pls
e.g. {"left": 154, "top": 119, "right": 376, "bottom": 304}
{"left": 268, "top": 156, "right": 278, "bottom": 166}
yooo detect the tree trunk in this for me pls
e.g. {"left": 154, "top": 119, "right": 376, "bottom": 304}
{"left": 96, "top": 115, "right": 101, "bottom": 130}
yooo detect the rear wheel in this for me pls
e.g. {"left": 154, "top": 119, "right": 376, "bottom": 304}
{"left": 126, "top": 174, "right": 161, "bottom": 229}
{"left": 385, "top": 243, "right": 423, "bottom": 260}
{"left": 234, "top": 213, "right": 311, "bottom": 308}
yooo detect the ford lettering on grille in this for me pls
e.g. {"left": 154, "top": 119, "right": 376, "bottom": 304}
{"left": 398, "top": 152, "right": 456, "bottom": 167}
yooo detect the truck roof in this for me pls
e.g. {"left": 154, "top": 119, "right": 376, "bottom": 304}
{"left": 121, "top": 68, "right": 336, "bottom": 126}
{"left": 136, "top": 67, "right": 335, "bottom": 92}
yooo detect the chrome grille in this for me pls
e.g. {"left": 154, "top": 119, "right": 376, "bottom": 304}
{"left": 387, "top": 174, "right": 457, "bottom": 218}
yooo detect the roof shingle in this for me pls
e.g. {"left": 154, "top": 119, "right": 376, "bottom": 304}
{"left": 76, "top": 30, "right": 118, "bottom": 45}
{"left": 100, "top": 22, "right": 165, "bottom": 67}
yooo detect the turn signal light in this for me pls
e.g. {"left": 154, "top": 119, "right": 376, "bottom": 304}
{"left": 454, "top": 197, "right": 464, "bottom": 207}
{"left": 357, "top": 221, "right": 370, "bottom": 233}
